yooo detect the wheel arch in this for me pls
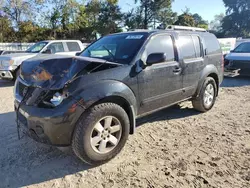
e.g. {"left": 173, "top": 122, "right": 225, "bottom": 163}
{"left": 195, "top": 65, "right": 220, "bottom": 97}
{"left": 92, "top": 95, "right": 136, "bottom": 135}
{"left": 73, "top": 80, "right": 138, "bottom": 135}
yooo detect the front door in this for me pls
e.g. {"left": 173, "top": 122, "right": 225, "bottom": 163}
{"left": 137, "top": 34, "right": 183, "bottom": 115}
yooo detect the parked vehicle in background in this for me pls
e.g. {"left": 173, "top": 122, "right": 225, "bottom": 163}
{"left": 0, "top": 50, "right": 25, "bottom": 56}
{"left": 224, "top": 42, "right": 250, "bottom": 77}
{"left": 218, "top": 38, "right": 236, "bottom": 56}
{"left": 0, "top": 40, "right": 85, "bottom": 80}
{"left": 15, "top": 26, "right": 223, "bottom": 165}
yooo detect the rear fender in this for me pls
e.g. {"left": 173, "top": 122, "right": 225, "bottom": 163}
{"left": 195, "top": 64, "right": 219, "bottom": 97}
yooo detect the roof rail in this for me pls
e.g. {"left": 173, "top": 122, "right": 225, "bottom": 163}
{"left": 128, "top": 29, "right": 148, "bottom": 31}
{"left": 167, "top": 25, "right": 207, "bottom": 32}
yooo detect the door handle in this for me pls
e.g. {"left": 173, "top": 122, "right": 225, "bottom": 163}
{"left": 173, "top": 66, "right": 182, "bottom": 73}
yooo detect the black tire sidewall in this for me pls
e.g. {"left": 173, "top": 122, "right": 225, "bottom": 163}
{"left": 200, "top": 78, "right": 217, "bottom": 111}
{"left": 73, "top": 103, "right": 129, "bottom": 165}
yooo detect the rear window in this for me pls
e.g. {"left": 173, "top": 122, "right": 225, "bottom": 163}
{"left": 66, "top": 42, "right": 81, "bottom": 51}
{"left": 178, "top": 35, "right": 196, "bottom": 59}
{"left": 204, "top": 34, "right": 221, "bottom": 55}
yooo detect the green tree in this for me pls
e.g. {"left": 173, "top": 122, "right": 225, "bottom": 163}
{"left": 0, "top": 15, "right": 16, "bottom": 42}
{"left": 209, "top": 13, "right": 225, "bottom": 37}
{"left": 1, "top": 0, "right": 45, "bottom": 29}
{"left": 157, "top": 9, "right": 177, "bottom": 28}
{"left": 97, "top": 0, "right": 123, "bottom": 35}
{"left": 135, "top": 0, "right": 173, "bottom": 29}
{"left": 193, "top": 13, "right": 208, "bottom": 29}
{"left": 221, "top": 0, "right": 250, "bottom": 37}
{"left": 174, "top": 13, "right": 195, "bottom": 27}
{"left": 124, "top": 8, "right": 144, "bottom": 30}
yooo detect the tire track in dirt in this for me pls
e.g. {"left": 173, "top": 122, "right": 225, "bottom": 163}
{"left": 0, "top": 78, "right": 250, "bottom": 188}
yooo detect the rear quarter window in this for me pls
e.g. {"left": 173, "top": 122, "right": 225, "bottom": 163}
{"left": 204, "top": 34, "right": 221, "bottom": 55}
{"left": 66, "top": 42, "right": 81, "bottom": 51}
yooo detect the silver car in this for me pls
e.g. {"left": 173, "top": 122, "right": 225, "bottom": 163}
{"left": 0, "top": 40, "right": 86, "bottom": 80}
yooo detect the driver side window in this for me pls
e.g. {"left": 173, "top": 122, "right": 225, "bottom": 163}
{"left": 47, "top": 42, "right": 65, "bottom": 54}
{"left": 144, "top": 34, "right": 175, "bottom": 62}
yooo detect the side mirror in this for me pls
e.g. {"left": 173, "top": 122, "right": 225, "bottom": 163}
{"left": 75, "top": 52, "right": 81, "bottom": 56}
{"left": 42, "top": 49, "right": 52, "bottom": 54}
{"left": 230, "top": 50, "right": 234, "bottom": 53}
{"left": 146, "top": 53, "right": 167, "bottom": 65}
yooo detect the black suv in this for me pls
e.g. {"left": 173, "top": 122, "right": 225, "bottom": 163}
{"left": 14, "top": 27, "right": 223, "bottom": 165}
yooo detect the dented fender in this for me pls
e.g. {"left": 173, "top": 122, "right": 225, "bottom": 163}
{"left": 70, "top": 79, "right": 138, "bottom": 134}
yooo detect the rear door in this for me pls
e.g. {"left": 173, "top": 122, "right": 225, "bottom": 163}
{"left": 178, "top": 34, "right": 204, "bottom": 98}
{"left": 138, "top": 34, "right": 184, "bottom": 115}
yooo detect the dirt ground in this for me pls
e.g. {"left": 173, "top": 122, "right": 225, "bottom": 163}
{"left": 0, "top": 77, "right": 250, "bottom": 188}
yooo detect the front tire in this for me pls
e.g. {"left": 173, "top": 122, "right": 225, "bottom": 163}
{"left": 192, "top": 77, "right": 217, "bottom": 112}
{"left": 72, "top": 103, "right": 130, "bottom": 165}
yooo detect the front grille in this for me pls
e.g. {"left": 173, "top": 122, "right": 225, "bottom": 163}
{"left": 18, "top": 81, "right": 27, "bottom": 98}
{"left": 15, "top": 78, "right": 34, "bottom": 103}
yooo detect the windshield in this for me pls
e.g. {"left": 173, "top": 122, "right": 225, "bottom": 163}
{"left": 26, "top": 42, "right": 48, "bottom": 53}
{"left": 80, "top": 33, "right": 148, "bottom": 64}
{"left": 233, "top": 42, "right": 250, "bottom": 53}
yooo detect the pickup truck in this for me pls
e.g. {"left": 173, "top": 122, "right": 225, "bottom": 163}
{"left": 0, "top": 50, "right": 24, "bottom": 55}
{"left": 0, "top": 40, "right": 85, "bottom": 80}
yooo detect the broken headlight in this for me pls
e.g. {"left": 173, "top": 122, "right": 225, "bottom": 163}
{"left": 50, "top": 92, "right": 66, "bottom": 106}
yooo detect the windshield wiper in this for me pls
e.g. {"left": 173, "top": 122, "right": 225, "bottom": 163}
{"left": 102, "top": 45, "right": 115, "bottom": 61}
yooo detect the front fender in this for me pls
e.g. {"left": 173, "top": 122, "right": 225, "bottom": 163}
{"left": 74, "top": 80, "right": 137, "bottom": 111}
{"left": 196, "top": 64, "right": 219, "bottom": 97}
{"left": 70, "top": 80, "right": 138, "bottom": 134}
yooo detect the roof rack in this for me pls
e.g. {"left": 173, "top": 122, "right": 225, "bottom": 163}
{"left": 167, "top": 25, "right": 207, "bottom": 32}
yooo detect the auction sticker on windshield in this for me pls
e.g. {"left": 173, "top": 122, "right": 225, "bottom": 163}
{"left": 126, "top": 35, "right": 144, "bottom": 39}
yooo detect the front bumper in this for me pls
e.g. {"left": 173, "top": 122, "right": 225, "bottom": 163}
{"left": 0, "top": 70, "right": 14, "bottom": 79}
{"left": 14, "top": 98, "right": 84, "bottom": 146}
{"left": 224, "top": 68, "right": 241, "bottom": 77}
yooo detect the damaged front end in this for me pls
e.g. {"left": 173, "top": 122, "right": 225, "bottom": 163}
{"left": 14, "top": 55, "right": 121, "bottom": 145}
{"left": 15, "top": 55, "right": 121, "bottom": 108}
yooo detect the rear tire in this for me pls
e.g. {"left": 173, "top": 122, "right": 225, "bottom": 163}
{"left": 192, "top": 77, "right": 217, "bottom": 112}
{"left": 72, "top": 103, "right": 130, "bottom": 165}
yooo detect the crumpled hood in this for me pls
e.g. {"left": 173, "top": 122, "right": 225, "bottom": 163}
{"left": 20, "top": 54, "right": 121, "bottom": 90}
{"left": 226, "top": 52, "right": 250, "bottom": 61}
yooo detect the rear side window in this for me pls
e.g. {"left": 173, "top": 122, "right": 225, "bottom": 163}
{"left": 192, "top": 36, "right": 202, "bottom": 57}
{"left": 146, "top": 34, "right": 175, "bottom": 62}
{"left": 204, "top": 34, "right": 221, "bottom": 55}
{"left": 66, "top": 42, "right": 81, "bottom": 51}
{"left": 47, "top": 42, "right": 65, "bottom": 53}
{"left": 178, "top": 35, "right": 196, "bottom": 59}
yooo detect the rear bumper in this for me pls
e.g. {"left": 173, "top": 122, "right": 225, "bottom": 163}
{"left": 0, "top": 70, "right": 14, "bottom": 79}
{"left": 14, "top": 98, "right": 84, "bottom": 146}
